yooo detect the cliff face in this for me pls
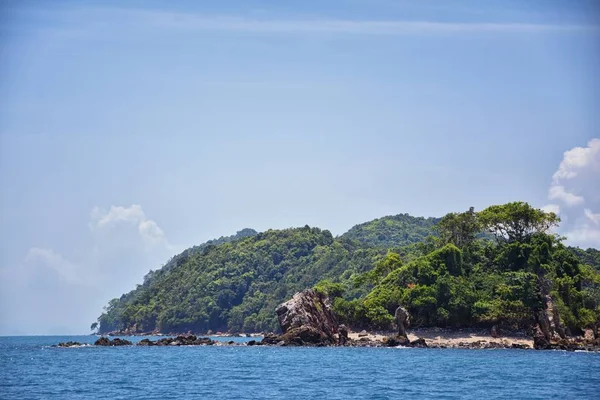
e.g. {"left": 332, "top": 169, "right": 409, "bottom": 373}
{"left": 536, "top": 276, "right": 566, "bottom": 343}
{"left": 273, "top": 289, "right": 339, "bottom": 346}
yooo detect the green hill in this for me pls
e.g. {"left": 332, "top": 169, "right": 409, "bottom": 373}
{"left": 332, "top": 203, "right": 600, "bottom": 333}
{"left": 341, "top": 213, "right": 440, "bottom": 248}
{"left": 96, "top": 203, "right": 600, "bottom": 335}
{"left": 97, "top": 227, "right": 382, "bottom": 334}
{"left": 142, "top": 228, "right": 258, "bottom": 284}
{"left": 569, "top": 247, "right": 600, "bottom": 272}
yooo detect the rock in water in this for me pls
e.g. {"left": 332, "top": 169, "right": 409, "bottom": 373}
{"left": 274, "top": 289, "right": 339, "bottom": 346}
{"left": 94, "top": 337, "right": 111, "bottom": 346}
{"left": 94, "top": 337, "right": 133, "bottom": 346}
{"left": 410, "top": 338, "right": 428, "bottom": 348}
{"left": 532, "top": 324, "right": 550, "bottom": 350}
{"left": 57, "top": 341, "right": 84, "bottom": 348}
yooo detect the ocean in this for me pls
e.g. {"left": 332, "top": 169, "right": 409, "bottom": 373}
{"left": 1, "top": 335, "right": 599, "bottom": 399}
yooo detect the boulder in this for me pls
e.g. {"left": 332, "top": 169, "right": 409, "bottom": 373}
{"left": 57, "top": 341, "right": 84, "bottom": 348}
{"left": 111, "top": 338, "right": 133, "bottom": 346}
{"left": 274, "top": 289, "right": 339, "bottom": 346}
{"left": 136, "top": 336, "right": 214, "bottom": 346}
{"left": 410, "top": 338, "right": 428, "bottom": 348}
{"left": 491, "top": 325, "right": 499, "bottom": 338}
{"left": 94, "top": 337, "right": 111, "bottom": 346}
{"left": 532, "top": 324, "right": 550, "bottom": 350}
{"left": 261, "top": 333, "right": 281, "bottom": 345}
{"left": 383, "top": 335, "right": 410, "bottom": 347}
{"left": 394, "top": 306, "right": 410, "bottom": 337}
{"left": 94, "top": 337, "right": 132, "bottom": 346}
{"left": 338, "top": 324, "right": 349, "bottom": 346}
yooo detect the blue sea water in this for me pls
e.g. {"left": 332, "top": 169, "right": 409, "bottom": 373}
{"left": 1, "top": 335, "right": 599, "bottom": 399}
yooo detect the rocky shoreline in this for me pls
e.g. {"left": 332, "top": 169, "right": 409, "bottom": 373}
{"left": 72, "top": 289, "right": 598, "bottom": 351}
{"left": 56, "top": 330, "right": 599, "bottom": 351}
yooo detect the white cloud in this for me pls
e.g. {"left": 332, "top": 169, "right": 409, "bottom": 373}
{"left": 565, "top": 226, "right": 600, "bottom": 246}
{"left": 90, "top": 204, "right": 169, "bottom": 248}
{"left": 548, "top": 185, "right": 584, "bottom": 206}
{"left": 552, "top": 138, "right": 600, "bottom": 181}
{"left": 133, "top": 12, "right": 595, "bottom": 35}
{"left": 0, "top": 204, "right": 173, "bottom": 334}
{"left": 585, "top": 209, "right": 600, "bottom": 225}
{"left": 34, "top": 7, "right": 599, "bottom": 37}
{"left": 541, "top": 204, "right": 560, "bottom": 215}
{"left": 546, "top": 138, "right": 600, "bottom": 249}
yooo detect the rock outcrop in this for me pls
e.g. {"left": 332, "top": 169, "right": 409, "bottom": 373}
{"left": 382, "top": 336, "right": 428, "bottom": 348}
{"left": 394, "top": 306, "right": 410, "bottom": 337}
{"left": 137, "top": 335, "right": 214, "bottom": 346}
{"left": 94, "top": 337, "right": 133, "bottom": 346}
{"left": 262, "top": 289, "right": 339, "bottom": 346}
{"left": 57, "top": 341, "right": 85, "bottom": 348}
{"left": 338, "top": 324, "right": 349, "bottom": 346}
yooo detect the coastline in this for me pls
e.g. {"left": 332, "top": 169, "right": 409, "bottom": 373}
{"left": 85, "top": 328, "right": 600, "bottom": 351}
{"left": 348, "top": 328, "right": 533, "bottom": 349}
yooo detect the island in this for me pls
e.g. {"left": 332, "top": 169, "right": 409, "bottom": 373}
{"left": 83, "top": 202, "right": 599, "bottom": 351}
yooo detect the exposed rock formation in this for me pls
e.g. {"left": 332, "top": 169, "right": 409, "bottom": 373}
{"left": 382, "top": 336, "right": 428, "bottom": 348}
{"left": 532, "top": 324, "right": 550, "bottom": 350}
{"left": 338, "top": 324, "right": 349, "bottom": 346}
{"left": 94, "top": 337, "right": 133, "bottom": 346}
{"left": 394, "top": 305, "right": 410, "bottom": 337}
{"left": 137, "top": 335, "right": 214, "bottom": 346}
{"left": 264, "top": 289, "right": 339, "bottom": 346}
{"left": 536, "top": 276, "right": 566, "bottom": 342}
{"left": 57, "top": 341, "right": 85, "bottom": 348}
{"left": 490, "top": 325, "right": 499, "bottom": 338}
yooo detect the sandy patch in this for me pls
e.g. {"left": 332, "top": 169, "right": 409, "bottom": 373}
{"left": 348, "top": 328, "right": 533, "bottom": 347}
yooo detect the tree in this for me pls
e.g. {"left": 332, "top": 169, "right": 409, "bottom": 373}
{"left": 437, "top": 207, "right": 481, "bottom": 249}
{"left": 479, "top": 202, "right": 559, "bottom": 243}
{"left": 356, "top": 252, "right": 402, "bottom": 286}
{"left": 90, "top": 322, "right": 98, "bottom": 332}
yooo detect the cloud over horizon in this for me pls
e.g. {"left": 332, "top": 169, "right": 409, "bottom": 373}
{"left": 23, "top": 6, "right": 600, "bottom": 38}
{"left": 544, "top": 138, "right": 600, "bottom": 248}
{"left": 0, "top": 205, "right": 173, "bottom": 335}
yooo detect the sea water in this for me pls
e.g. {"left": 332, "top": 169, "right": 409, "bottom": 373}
{"left": 1, "top": 335, "right": 599, "bottom": 399}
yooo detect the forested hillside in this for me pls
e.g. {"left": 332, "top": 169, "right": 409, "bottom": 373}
{"left": 96, "top": 203, "right": 600, "bottom": 335}
{"left": 569, "top": 247, "right": 600, "bottom": 272}
{"left": 341, "top": 213, "right": 440, "bottom": 248}
{"left": 97, "top": 227, "right": 383, "bottom": 333}
{"left": 142, "top": 228, "right": 258, "bottom": 284}
{"left": 329, "top": 203, "right": 600, "bottom": 334}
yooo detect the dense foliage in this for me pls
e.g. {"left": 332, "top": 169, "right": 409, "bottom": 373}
{"left": 97, "top": 202, "right": 600, "bottom": 335}
{"left": 97, "top": 227, "right": 382, "bottom": 333}
{"left": 341, "top": 213, "right": 440, "bottom": 248}
{"left": 333, "top": 203, "right": 600, "bottom": 334}
{"left": 143, "top": 228, "right": 258, "bottom": 283}
{"left": 569, "top": 247, "right": 600, "bottom": 272}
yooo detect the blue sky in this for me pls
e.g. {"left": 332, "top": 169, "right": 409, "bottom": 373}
{"left": 1, "top": 0, "right": 599, "bottom": 334}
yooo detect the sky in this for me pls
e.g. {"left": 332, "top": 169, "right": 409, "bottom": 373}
{"left": 0, "top": 0, "right": 599, "bottom": 335}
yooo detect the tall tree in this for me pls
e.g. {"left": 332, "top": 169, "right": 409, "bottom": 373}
{"left": 437, "top": 207, "right": 481, "bottom": 249}
{"left": 479, "top": 202, "right": 559, "bottom": 243}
